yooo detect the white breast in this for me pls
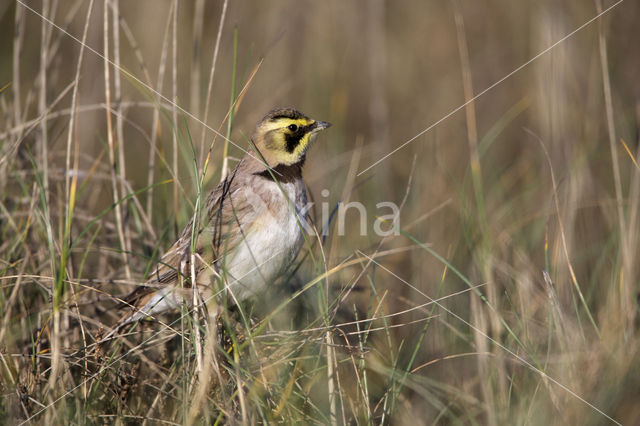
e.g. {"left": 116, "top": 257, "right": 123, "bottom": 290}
{"left": 221, "top": 180, "right": 307, "bottom": 301}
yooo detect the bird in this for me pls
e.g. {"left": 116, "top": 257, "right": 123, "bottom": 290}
{"left": 103, "top": 107, "right": 331, "bottom": 340}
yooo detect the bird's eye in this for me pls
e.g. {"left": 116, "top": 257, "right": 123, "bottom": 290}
{"left": 288, "top": 124, "right": 298, "bottom": 132}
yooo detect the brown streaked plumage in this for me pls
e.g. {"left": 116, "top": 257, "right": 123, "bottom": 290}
{"left": 104, "top": 108, "right": 330, "bottom": 340}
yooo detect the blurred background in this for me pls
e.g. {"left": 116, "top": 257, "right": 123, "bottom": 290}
{"left": 1, "top": 0, "right": 639, "bottom": 424}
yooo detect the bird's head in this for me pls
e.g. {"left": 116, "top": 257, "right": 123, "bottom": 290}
{"left": 250, "top": 107, "right": 331, "bottom": 167}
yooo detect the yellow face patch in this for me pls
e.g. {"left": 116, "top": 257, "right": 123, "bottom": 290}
{"left": 263, "top": 117, "right": 317, "bottom": 165}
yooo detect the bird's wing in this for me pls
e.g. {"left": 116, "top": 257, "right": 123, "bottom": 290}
{"left": 106, "top": 162, "right": 256, "bottom": 337}
{"left": 145, "top": 163, "right": 253, "bottom": 286}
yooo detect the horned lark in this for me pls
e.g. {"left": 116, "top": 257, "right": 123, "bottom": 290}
{"left": 106, "top": 108, "right": 330, "bottom": 339}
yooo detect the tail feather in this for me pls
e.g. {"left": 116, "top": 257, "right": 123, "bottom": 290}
{"left": 100, "top": 286, "right": 184, "bottom": 343}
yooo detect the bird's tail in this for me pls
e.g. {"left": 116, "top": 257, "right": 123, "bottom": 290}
{"left": 99, "top": 286, "right": 183, "bottom": 344}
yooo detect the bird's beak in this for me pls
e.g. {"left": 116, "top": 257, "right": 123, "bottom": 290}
{"left": 312, "top": 120, "right": 332, "bottom": 132}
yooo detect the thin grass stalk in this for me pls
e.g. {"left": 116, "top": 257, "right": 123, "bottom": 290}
{"left": 184, "top": 114, "right": 204, "bottom": 374}
{"left": 103, "top": 0, "right": 131, "bottom": 281}
{"left": 112, "top": 0, "right": 133, "bottom": 277}
{"left": 172, "top": 0, "right": 179, "bottom": 228}
{"left": 452, "top": 0, "right": 484, "bottom": 219}
{"left": 189, "top": 0, "right": 204, "bottom": 124}
{"left": 596, "top": 0, "right": 633, "bottom": 330}
{"left": 12, "top": 3, "right": 24, "bottom": 141}
{"left": 470, "top": 290, "right": 497, "bottom": 426}
{"left": 304, "top": 187, "right": 338, "bottom": 424}
{"left": 146, "top": 1, "right": 174, "bottom": 223}
{"left": 179, "top": 258, "right": 188, "bottom": 422}
{"left": 191, "top": 281, "right": 203, "bottom": 373}
{"left": 2, "top": 4, "right": 25, "bottom": 195}
{"left": 199, "top": 0, "right": 228, "bottom": 166}
{"left": 367, "top": 283, "right": 396, "bottom": 422}
{"left": 333, "top": 338, "right": 348, "bottom": 426}
{"left": 187, "top": 256, "right": 203, "bottom": 418}
{"left": 367, "top": 0, "right": 389, "bottom": 187}
{"left": 453, "top": 0, "right": 507, "bottom": 412}
{"left": 186, "top": 302, "right": 227, "bottom": 426}
{"left": 220, "top": 27, "right": 238, "bottom": 181}
{"left": 0, "top": 257, "right": 26, "bottom": 388}
{"left": 48, "top": 0, "right": 94, "bottom": 401}
{"left": 622, "top": 142, "right": 640, "bottom": 330}
{"left": 30, "top": 155, "right": 57, "bottom": 416}
{"left": 111, "top": 11, "right": 164, "bottom": 241}
{"left": 115, "top": 10, "right": 153, "bottom": 85}
{"left": 119, "top": 173, "right": 157, "bottom": 240}
{"left": 329, "top": 136, "right": 361, "bottom": 275}
{"left": 43, "top": 0, "right": 83, "bottom": 69}
{"left": 320, "top": 250, "right": 337, "bottom": 426}
{"left": 39, "top": 0, "right": 50, "bottom": 205}
{"left": 527, "top": 129, "right": 601, "bottom": 337}
{"left": 234, "top": 343, "right": 249, "bottom": 425}
{"left": 352, "top": 307, "right": 372, "bottom": 422}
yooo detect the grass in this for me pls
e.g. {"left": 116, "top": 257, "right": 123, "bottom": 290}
{"left": 1, "top": 0, "right": 640, "bottom": 424}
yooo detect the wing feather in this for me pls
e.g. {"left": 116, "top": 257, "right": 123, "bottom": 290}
{"left": 111, "top": 162, "right": 254, "bottom": 330}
